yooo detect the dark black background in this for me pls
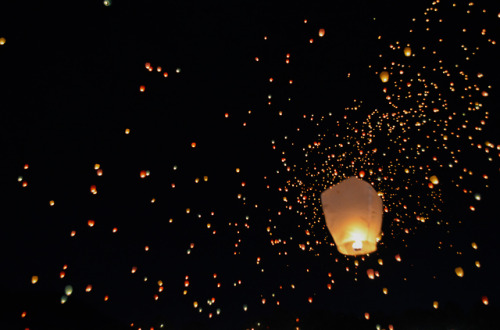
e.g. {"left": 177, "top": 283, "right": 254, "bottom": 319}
{"left": 1, "top": 1, "right": 499, "bottom": 329}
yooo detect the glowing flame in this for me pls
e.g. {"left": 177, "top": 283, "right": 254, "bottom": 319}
{"left": 352, "top": 240, "right": 363, "bottom": 251}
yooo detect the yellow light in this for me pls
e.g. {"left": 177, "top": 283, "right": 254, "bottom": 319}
{"left": 352, "top": 240, "right": 363, "bottom": 251}
{"left": 455, "top": 267, "right": 464, "bottom": 277}
{"left": 379, "top": 71, "right": 390, "bottom": 83}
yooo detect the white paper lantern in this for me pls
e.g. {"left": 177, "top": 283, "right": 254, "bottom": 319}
{"left": 321, "top": 177, "right": 383, "bottom": 256}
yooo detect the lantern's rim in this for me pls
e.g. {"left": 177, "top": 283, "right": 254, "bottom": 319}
{"left": 337, "top": 240, "right": 377, "bottom": 256}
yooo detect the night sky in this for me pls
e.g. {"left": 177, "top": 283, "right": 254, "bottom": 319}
{"left": 2, "top": 1, "right": 500, "bottom": 329}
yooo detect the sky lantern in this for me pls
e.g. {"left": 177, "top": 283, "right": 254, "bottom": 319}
{"left": 455, "top": 267, "right": 464, "bottom": 277}
{"left": 379, "top": 71, "right": 389, "bottom": 83}
{"left": 318, "top": 28, "right": 325, "bottom": 37}
{"left": 482, "top": 296, "right": 489, "bottom": 305}
{"left": 404, "top": 46, "right": 412, "bottom": 57}
{"left": 321, "top": 177, "right": 383, "bottom": 256}
{"left": 65, "top": 285, "right": 73, "bottom": 296}
{"left": 429, "top": 175, "right": 439, "bottom": 185}
{"left": 0, "top": 37, "right": 5, "bottom": 45}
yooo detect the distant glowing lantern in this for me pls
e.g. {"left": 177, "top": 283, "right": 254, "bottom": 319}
{"left": 318, "top": 28, "right": 325, "bottom": 37}
{"left": 379, "top": 71, "right": 389, "bottom": 83}
{"left": 321, "top": 177, "right": 383, "bottom": 256}
{"left": 429, "top": 175, "right": 439, "bottom": 185}
{"left": 31, "top": 276, "right": 38, "bottom": 284}
{"left": 0, "top": 37, "right": 6, "bottom": 45}
{"left": 404, "top": 46, "right": 412, "bottom": 57}
{"left": 482, "top": 296, "right": 489, "bottom": 305}
{"left": 65, "top": 285, "right": 73, "bottom": 296}
{"left": 455, "top": 266, "right": 464, "bottom": 277}
{"left": 367, "top": 269, "right": 375, "bottom": 279}
{"left": 433, "top": 301, "right": 439, "bottom": 309}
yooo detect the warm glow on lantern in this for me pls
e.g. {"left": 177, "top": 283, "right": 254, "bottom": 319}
{"left": 404, "top": 46, "right": 412, "bottom": 57}
{"left": 353, "top": 240, "right": 363, "bottom": 251}
{"left": 455, "top": 267, "right": 464, "bottom": 277}
{"left": 321, "top": 177, "right": 383, "bottom": 256}
{"left": 429, "top": 175, "right": 439, "bottom": 185}
{"left": 318, "top": 28, "right": 325, "bottom": 37}
{"left": 379, "top": 71, "right": 389, "bottom": 83}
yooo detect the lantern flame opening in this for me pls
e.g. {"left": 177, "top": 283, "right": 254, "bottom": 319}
{"left": 352, "top": 240, "right": 363, "bottom": 251}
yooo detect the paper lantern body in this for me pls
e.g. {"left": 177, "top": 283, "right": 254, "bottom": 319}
{"left": 321, "top": 177, "right": 383, "bottom": 255}
{"left": 379, "top": 71, "right": 389, "bottom": 83}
